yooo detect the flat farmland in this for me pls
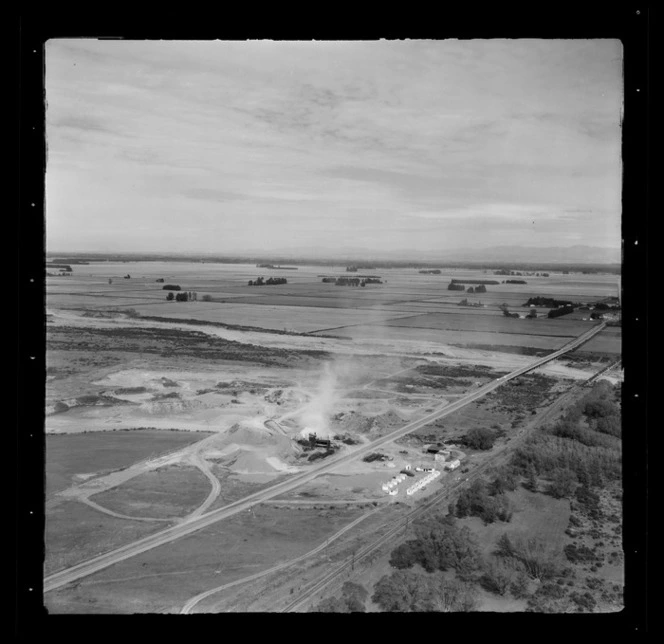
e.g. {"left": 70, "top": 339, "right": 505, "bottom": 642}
{"left": 319, "top": 324, "right": 570, "bottom": 351}
{"left": 378, "top": 311, "right": 592, "bottom": 337}
{"left": 89, "top": 464, "right": 212, "bottom": 520}
{"left": 43, "top": 260, "right": 622, "bottom": 614}
{"left": 44, "top": 504, "right": 366, "bottom": 614}
{"left": 124, "top": 301, "right": 417, "bottom": 333}
{"left": 45, "top": 498, "right": 168, "bottom": 576}
{"left": 46, "top": 430, "right": 212, "bottom": 497}
{"left": 47, "top": 265, "right": 619, "bottom": 337}
{"left": 47, "top": 294, "right": 167, "bottom": 310}
{"left": 201, "top": 294, "right": 424, "bottom": 310}
{"left": 573, "top": 327, "right": 621, "bottom": 355}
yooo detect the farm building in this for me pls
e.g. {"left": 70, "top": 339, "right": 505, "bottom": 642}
{"left": 445, "top": 459, "right": 461, "bottom": 471}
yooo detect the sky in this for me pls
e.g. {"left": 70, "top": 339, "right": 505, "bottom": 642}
{"left": 45, "top": 39, "right": 623, "bottom": 258}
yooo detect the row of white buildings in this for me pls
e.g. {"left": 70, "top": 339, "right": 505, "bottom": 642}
{"left": 382, "top": 472, "right": 409, "bottom": 493}
{"left": 406, "top": 469, "right": 441, "bottom": 495}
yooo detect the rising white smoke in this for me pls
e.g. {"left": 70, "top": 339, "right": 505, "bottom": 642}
{"left": 299, "top": 360, "right": 338, "bottom": 438}
{"left": 298, "top": 358, "right": 365, "bottom": 438}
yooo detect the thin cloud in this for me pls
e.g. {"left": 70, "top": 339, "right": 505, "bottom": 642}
{"left": 45, "top": 39, "right": 623, "bottom": 255}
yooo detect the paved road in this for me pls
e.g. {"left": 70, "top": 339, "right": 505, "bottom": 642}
{"left": 280, "top": 372, "right": 598, "bottom": 612}
{"left": 44, "top": 322, "right": 606, "bottom": 593}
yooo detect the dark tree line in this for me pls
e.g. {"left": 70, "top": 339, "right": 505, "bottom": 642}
{"left": 451, "top": 279, "right": 499, "bottom": 285}
{"left": 248, "top": 277, "right": 288, "bottom": 286}
{"left": 166, "top": 291, "right": 198, "bottom": 301}
{"left": 524, "top": 297, "right": 573, "bottom": 307}
{"left": 548, "top": 305, "right": 575, "bottom": 318}
{"left": 323, "top": 277, "right": 382, "bottom": 286}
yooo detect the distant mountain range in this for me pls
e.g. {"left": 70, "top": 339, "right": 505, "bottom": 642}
{"left": 48, "top": 245, "right": 621, "bottom": 266}
{"left": 232, "top": 244, "right": 622, "bottom": 265}
{"left": 434, "top": 245, "right": 622, "bottom": 265}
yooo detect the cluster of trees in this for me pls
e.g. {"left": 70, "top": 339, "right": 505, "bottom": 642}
{"left": 325, "top": 277, "right": 382, "bottom": 287}
{"left": 500, "top": 304, "right": 519, "bottom": 318}
{"left": 166, "top": 291, "right": 198, "bottom": 302}
{"left": 524, "top": 297, "right": 573, "bottom": 307}
{"left": 162, "top": 284, "right": 181, "bottom": 291}
{"left": 594, "top": 301, "right": 620, "bottom": 310}
{"left": 479, "top": 558, "right": 530, "bottom": 597}
{"left": 495, "top": 269, "right": 547, "bottom": 277}
{"left": 366, "top": 381, "right": 620, "bottom": 614}
{"left": 495, "top": 270, "right": 549, "bottom": 277}
{"left": 548, "top": 305, "right": 575, "bottom": 319}
{"left": 374, "top": 510, "right": 566, "bottom": 612}
{"left": 419, "top": 269, "right": 441, "bottom": 274}
{"left": 494, "top": 533, "right": 564, "bottom": 582}
{"left": 466, "top": 284, "right": 487, "bottom": 293}
{"left": 461, "top": 427, "right": 500, "bottom": 450}
{"left": 372, "top": 570, "right": 479, "bottom": 612}
{"left": 46, "top": 263, "right": 73, "bottom": 272}
{"left": 505, "top": 279, "right": 527, "bottom": 284}
{"left": 451, "top": 279, "right": 499, "bottom": 285}
{"left": 248, "top": 277, "right": 287, "bottom": 286}
{"left": 389, "top": 513, "right": 482, "bottom": 576}
{"left": 449, "top": 477, "right": 514, "bottom": 524}
{"left": 458, "top": 299, "right": 485, "bottom": 307}
{"left": 337, "top": 277, "right": 362, "bottom": 287}
{"left": 310, "top": 582, "right": 368, "bottom": 612}
{"left": 511, "top": 381, "right": 621, "bottom": 498}
{"left": 448, "top": 282, "right": 465, "bottom": 291}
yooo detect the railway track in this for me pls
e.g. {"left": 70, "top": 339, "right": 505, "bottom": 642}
{"left": 278, "top": 377, "right": 595, "bottom": 613}
{"left": 44, "top": 322, "right": 606, "bottom": 594}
